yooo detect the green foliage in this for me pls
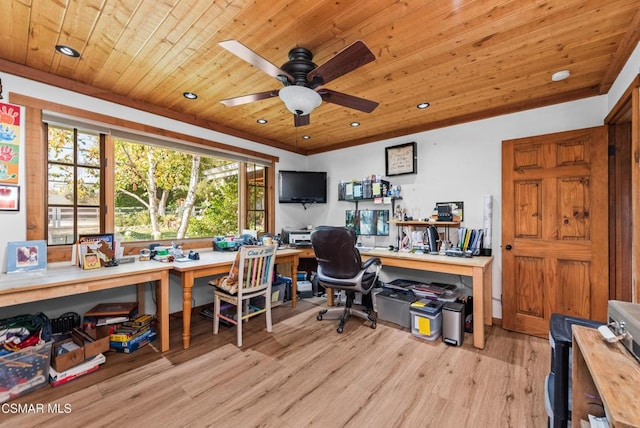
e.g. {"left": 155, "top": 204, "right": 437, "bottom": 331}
{"left": 113, "top": 138, "right": 240, "bottom": 239}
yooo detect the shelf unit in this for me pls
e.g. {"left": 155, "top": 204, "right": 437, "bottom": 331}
{"left": 339, "top": 196, "right": 402, "bottom": 215}
{"left": 389, "top": 219, "right": 461, "bottom": 251}
{"left": 389, "top": 219, "right": 460, "bottom": 228}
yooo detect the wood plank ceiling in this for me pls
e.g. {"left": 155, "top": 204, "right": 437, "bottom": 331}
{"left": 1, "top": 0, "right": 639, "bottom": 155}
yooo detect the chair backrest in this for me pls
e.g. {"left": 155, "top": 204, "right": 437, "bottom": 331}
{"left": 236, "top": 245, "right": 277, "bottom": 296}
{"left": 310, "top": 226, "right": 362, "bottom": 279}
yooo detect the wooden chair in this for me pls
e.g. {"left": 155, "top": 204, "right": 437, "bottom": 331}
{"left": 211, "top": 245, "right": 277, "bottom": 347}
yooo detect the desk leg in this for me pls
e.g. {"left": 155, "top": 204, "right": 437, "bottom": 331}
{"left": 291, "top": 255, "right": 299, "bottom": 308}
{"left": 472, "top": 266, "right": 492, "bottom": 350}
{"left": 156, "top": 270, "right": 170, "bottom": 352}
{"left": 182, "top": 271, "right": 195, "bottom": 349}
{"left": 136, "top": 283, "right": 146, "bottom": 313}
{"left": 326, "top": 287, "right": 334, "bottom": 306}
{"left": 483, "top": 264, "right": 492, "bottom": 327}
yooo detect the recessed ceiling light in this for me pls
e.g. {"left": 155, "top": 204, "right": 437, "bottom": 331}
{"left": 417, "top": 102, "right": 430, "bottom": 109}
{"left": 551, "top": 70, "right": 570, "bottom": 81}
{"left": 257, "top": 119, "right": 268, "bottom": 124}
{"left": 55, "top": 45, "right": 80, "bottom": 58}
{"left": 183, "top": 92, "right": 198, "bottom": 99}
{"left": 301, "top": 135, "right": 311, "bottom": 140}
{"left": 350, "top": 122, "right": 360, "bottom": 127}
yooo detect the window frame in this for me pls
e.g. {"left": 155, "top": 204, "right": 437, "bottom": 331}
{"left": 46, "top": 124, "right": 106, "bottom": 245}
{"left": 18, "top": 94, "right": 277, "bottom": 262}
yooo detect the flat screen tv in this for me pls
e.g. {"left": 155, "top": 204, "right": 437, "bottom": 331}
{"left": 345, "top": 209, "right": 390, "bottom": 236}
{"left": 278, "top": 170, "right": 327, "bottom": 204}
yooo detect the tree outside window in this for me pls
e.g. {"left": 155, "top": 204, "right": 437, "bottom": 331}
{"left": 114, "top": 139, "right": 239, "bottom": 241}
{"left": 45, "top": 123, "right": 269, "bottom": 251}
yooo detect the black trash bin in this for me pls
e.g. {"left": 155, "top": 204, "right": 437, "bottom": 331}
{"left": 546, "top": 313, "right": 604, "bottom": 428}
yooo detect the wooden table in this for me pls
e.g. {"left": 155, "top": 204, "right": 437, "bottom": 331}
{"left": 572, "top": 325, "right": 640, "bottom": 427}
{"left": 316, "top": 248, "right": 493, "bottom": 350}
{"left": 0, "top": 261, "right": 172, "bottom": 352}
{"left": 169, "top": 248, "right": 301, "bottom": 349}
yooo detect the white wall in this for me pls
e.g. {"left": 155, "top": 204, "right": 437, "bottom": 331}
{"left": 1, "top": 39, "right": 638, "bottom": 320}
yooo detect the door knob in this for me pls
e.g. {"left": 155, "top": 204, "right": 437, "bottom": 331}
{"left": 505, "top": 244, "right": 512, "bottom": 250}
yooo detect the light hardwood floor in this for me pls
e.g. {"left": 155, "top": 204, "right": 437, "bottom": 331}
{"left": 1, "top": 300, "right": 550, "bottom": 427}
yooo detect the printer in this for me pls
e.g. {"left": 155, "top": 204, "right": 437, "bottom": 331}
{"left": 608, "top": 300, "right": 640, "bottom": 361}
{"left": 287, "top": 230, "right": 313, "bottom": 247}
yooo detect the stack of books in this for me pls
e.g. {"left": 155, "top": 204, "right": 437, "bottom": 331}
{"left": 109, "top": 314, "right": 157, "bottom": 354}
{"left": 82, "top": 302, "right": 139, "bottom": 334}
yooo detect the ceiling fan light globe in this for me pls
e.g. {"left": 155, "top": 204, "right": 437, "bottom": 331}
{"left": 279, "top": 85, "right": 322, "bottom": 116}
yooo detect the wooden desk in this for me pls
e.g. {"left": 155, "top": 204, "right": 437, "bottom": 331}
{"left": 572, "top": 325, "right": 640, "bottom": 427}
{"left": 0, "top": 262, "right": 171, "bottom": 352}
{"left": 169, "top": 248, "right": 301, "bottom": 349}
{"left": 306, "top": 247, "right": 493, "bottom": 349}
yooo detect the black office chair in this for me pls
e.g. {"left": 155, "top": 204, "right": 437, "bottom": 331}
{"left": 310, "top": 226, "right": 382, "bottom": 333}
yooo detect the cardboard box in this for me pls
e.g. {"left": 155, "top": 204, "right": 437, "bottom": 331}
{"left": 0, "top": 340, "right": 52, "bottom": 403}
{"left": 51, "top": 328, "right": 109, "bottom": 372}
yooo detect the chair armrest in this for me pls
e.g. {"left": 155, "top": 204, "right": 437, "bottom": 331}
{"left": 361, "top": 257, "right": 381, "bottom": 270}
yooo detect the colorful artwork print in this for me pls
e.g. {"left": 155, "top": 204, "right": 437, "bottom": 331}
{"left": 78, "top": 234, "right": 115, "bottom": 267}
{"left": 0, "top": 102, "right": 20, "bottom": 184}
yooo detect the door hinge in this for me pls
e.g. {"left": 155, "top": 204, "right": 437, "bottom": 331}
{"left": 608, "top": 145, "right": 615, "bottom": 156}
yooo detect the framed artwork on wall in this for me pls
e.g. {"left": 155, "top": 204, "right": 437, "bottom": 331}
{"left": 6, "top": 240, "right": 47, "bottom": 273}
{"left": 385, "top": 142, "right": 417, "bottom": 176}
{"left": 0, "top": 184, "right": 19, "bottom": 211}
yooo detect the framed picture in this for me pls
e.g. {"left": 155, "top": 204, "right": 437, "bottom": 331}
{"left": 6, "top": 240, "right": 47, "bottom": 273}
{"left": 385, "top": 142, "right": 417, "bottom": 176}
{"left": 82, "top": 253, "right": 102, "bottom": 270}
{"left": 0, "top": 184, "right": 19, "bottom": 211}
{"left": 77, "top": 233, "right": 115, "bottom": 267}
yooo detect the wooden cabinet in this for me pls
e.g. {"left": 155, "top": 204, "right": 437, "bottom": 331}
{"left": 572, "top": 325, "right": 640, "bottom": 427}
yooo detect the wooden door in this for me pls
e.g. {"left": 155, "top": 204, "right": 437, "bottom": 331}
{"left": 502, "top": 127, "right": 608, "bottom": 338}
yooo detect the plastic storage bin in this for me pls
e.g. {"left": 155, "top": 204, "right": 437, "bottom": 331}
{"left": 376, "top": 290, "right": 417, "bottom": 328}
{"left": 410, "top": 299, "right": 444, "bottom": 341}
{"left": 250, "top": 281, "right": 286, "bottom": 308}
{"left": 0, "top": 340, "right": 52, "bottom": 403}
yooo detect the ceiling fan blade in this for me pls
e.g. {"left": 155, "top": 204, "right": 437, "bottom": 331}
{"left": 318, "top": 89, "right": 378, "bottom": 113}
{"left": 307, "top": 40, "right": 375, "bottom": 86}
{"left": 294, "top": 114, "right": 310, "bottom": 127}
{"left": 220, "top": 90, "right": 279, "bottom": 107}
{"left": 218, "top": 39, "right": 294, "bottom": 82}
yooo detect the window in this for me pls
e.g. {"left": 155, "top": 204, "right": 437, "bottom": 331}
{"left": 47, "top": 125, "right": 104, "bottom": 245}
{"left": 113, "top": 138, "right": 240, "bottom": 241}
{"left": 44, "top": 123, "right": 270, "bottom": 245}
{"left": 245, "top": 163, "right": 266, "bottom": 233}
{"left": 23, "top": 96, "right": 278, "bottom": 260}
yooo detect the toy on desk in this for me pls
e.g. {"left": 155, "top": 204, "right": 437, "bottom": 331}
{"left": 188, "top": 250, "right": 199, "bottom": 260}
{"left": 213, "top": 236, "right": 239, "bottom": 252}
{"left": 139, "top": 249, "right": 151, "bottom": 261}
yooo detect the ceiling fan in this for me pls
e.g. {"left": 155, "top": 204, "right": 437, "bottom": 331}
{"left": 218, "top": 39, "right": 379, "bottom": 127}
